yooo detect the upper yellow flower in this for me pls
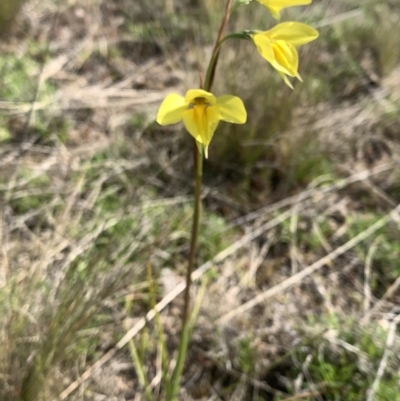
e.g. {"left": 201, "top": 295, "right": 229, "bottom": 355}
{"left": 256, "top": 0, "right": 312, "bottom": 19}
{"left": 156, "top": 89, "right": 247, "bottom": 158}
{"left": 252, "top": 22, "right": 319, "bottom": 88}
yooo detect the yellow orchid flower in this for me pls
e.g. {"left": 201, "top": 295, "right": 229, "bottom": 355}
{"left": 156, "top": 89, "right": 247, "bottom": 158}
{"left": 252, "top": 22, "right": 319, "bottom": 88}
{"left": 256, "top": 0, "right": 312, "bottom": 20}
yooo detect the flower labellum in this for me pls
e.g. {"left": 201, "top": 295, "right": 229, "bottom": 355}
{"left": 156, "top": 89, "right": 247, "bottom": 158}
{"left": 256, "top": 0, "right": 312, "bottom": 20}
{"left": 252, "top": 22, "right": 319, "bottom": 88}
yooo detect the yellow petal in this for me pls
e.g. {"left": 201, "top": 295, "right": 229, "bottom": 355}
{"left": 256, "top": 0, "right": 312, "bottom": 19}
{"left": 253, "top": 34, "right": 275, "bottom": 65}
{"left": 156, "top": 93, "right": 187, "bottom": 125}
{"left": 253, "top": 34, "right": 297, "bottom": 76}
{"left": 185, "top": 89, "right": 216, "bottom": 105}
{"left": 266, "top": 6, "right": 281, "bottom": 19}
{"left": 278, "top": 71, "right": 294, "bottom": 89}
{"left": 266, "top": 22, "right": 319, "bottom": 46}
{"left": 216, "top": 96, "right": 247, "bottom": 124}
{"left": 272, "top": 40, "right": 298, "bottom": 76}
{"left": 181, "top": 104, "right": 220, "bottom": 146}
{"left": 261, "top": 0, "right": 312, "bottom": 6}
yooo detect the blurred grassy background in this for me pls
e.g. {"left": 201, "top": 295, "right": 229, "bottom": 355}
{"left": 0, "top": 0, "right": 26, "bottom": 37}
{"left": 1, "top": 0, "right": 400, "bottom": 400}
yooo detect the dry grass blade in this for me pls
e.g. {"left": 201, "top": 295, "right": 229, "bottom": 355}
{"left": 218, "top": 203, "right": 400, "bottom": 324}
{"left": 363, "top": 236, "right": 381, "bottom": 316}
{"left": 229, "top": 163, "right": 394, "bottom": 228}
{"left": 362, "top": 276, "right": 400, "bottom": 324}
{"left": 314, "top": 9, "right": 364, "bottom": 29}
{"left": 366, "top": 314, "right": 400, "bottom": 401}
{"left": 58, "top": 210, "right": 294, "bottom": 399}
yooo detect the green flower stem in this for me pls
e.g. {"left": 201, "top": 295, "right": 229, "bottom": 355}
{"left": 183, "top": 145, "right": 203, "bottom": 327}
{"left": 204, "top": 31, "right": 252, "bottom": 91}
{"left": 168, "top": 145, "right": 203, "bottom": 400}
{"left": 169, "top": 1, "right": 233, "bottom": 399}
{"left": 204, "top": 45, "right": 221, "bottom": 93}
{"left": 204, "top": 0, "right": 234, "bottom": 91}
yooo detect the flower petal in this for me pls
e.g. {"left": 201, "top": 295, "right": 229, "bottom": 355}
{"left": 253, "top": 34, "right": 298, "bottom": 76}
{"left": 256, "top": 0, "right": 312, "bottom": 19}
{"left": 156, "top": 93, "right": 187, "bottom": 125}
{"left": 216, "top": 96, "right": 247, "bottom": 124}
{"left": 259, "top": 0, "right": 312, "bottom": 6}
{"left": 265, "top": 6, "right": 281, "bottom": 19}
{"left": 272, "top": 40, "right": 298, "bottom": 76}
{"left": 185, "top": 89, "right": 216, "bottom": 105}
{"left": 181, "top": 105, "right": 220, "bottom": 146}
{"left": 278, "top": 70, "right": 294, "bottom": 89}
{"left": 266, "top": 22, "right": 319, "bottom": 46}
{"left": 253, "top": 34, "right": 275, "bottom": 65}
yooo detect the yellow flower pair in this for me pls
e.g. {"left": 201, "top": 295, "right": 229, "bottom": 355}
{"left": 157, "top": 0, "right": 318, "bottom": 157}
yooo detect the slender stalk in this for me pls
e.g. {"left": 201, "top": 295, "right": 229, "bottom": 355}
{"left": 183, "top": 146, "right": 203, "bottom": 323}
{"left": 167, "top": 153, "right": 205, "bottom": 401}
{"left": 168, "top": 145, "right": 203, "bottom": 400}
{"left": 204, "top": 0, "right": 234, "bottom": 91}
{"left": 168, "top": 1, "right": 233, "bottom": 399}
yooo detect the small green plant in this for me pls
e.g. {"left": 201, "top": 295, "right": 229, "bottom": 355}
{"left": 237, "top": 336, "right": 258, "bottom": 374}
{"left": 273, "top": 315, "right": 400, "bottom": 401}
{"left": 0, "top": 55, "right": 46, "bottom": 101}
